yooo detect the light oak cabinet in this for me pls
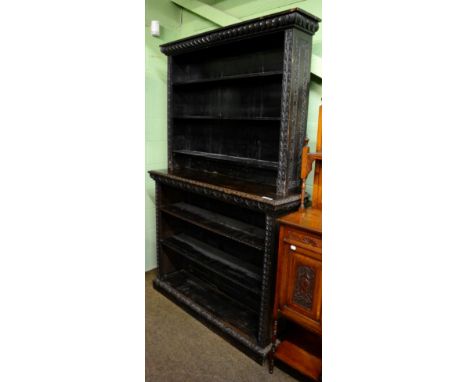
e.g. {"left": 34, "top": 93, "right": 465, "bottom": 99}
{"left": 269, "top": 209, "right": 322, "bottom": 380}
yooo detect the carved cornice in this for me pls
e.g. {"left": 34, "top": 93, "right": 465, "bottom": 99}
{"left": 160, "top": 9, "right": 320, "bottom": 56}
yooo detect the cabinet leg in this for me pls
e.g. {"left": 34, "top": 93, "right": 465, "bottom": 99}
{"left": 268, "top": 353, "right": 274, "bottom": 374}
{"left": 269, "top": 319, "right": 278, "bottom": 374}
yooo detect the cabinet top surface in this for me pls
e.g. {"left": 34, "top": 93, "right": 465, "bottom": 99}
{"left": 278, "top": 207, "right": 322, "bottom": 234}
{"left": 149, "top": 168, "right": 302, "bottom": 207}
{"left": 160, "top": 8, "right": 321, "bottom": 56}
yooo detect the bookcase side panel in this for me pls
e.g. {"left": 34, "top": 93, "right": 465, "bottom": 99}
{"left": 277, "top": 28, "right": 313, "bottom": 196}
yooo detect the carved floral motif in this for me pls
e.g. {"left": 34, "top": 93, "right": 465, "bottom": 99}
{"left": 293, "top": 265, "right": 315, "bottom": 309}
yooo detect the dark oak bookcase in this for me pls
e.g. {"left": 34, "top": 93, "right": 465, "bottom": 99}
{"left": 149, "top": 8, "right": 320, "bottom": 363}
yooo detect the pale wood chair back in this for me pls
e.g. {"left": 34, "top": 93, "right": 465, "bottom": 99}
{"left": 300, "top": 104, "right": 322, "bottom": 210}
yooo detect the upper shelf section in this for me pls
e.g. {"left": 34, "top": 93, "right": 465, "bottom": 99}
{"left": 156, "top": 8, "right": 321, "bottom": 197}
{"left": 160, "top": 8, "right": 321, "bottom": 56}
{"left": 171, "top": 31, "right": 285, "bottom": 86}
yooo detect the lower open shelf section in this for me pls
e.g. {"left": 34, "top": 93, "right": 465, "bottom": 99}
{"left": 153, "top": 269, "right": 269, "bottom": 364}
{"left": 149, "top": 169, "right": 305, "bottom": 365}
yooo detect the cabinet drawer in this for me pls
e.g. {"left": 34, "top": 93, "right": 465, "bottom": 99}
{"left": 284, "top": 227, "right": 321, "bottom": 253}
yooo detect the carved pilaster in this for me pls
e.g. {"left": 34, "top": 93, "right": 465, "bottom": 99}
{"left": 155, "top": 182, "right": 162, "bottom": 272}
{"left": 277, "top": 28, "right": 313, "bottom": 196}
{"left": 167, "top": 56, "right": 174, "bottom": 171}
{"left": 257, "top": 214, "right": 277, "bottom": 346}
{"left": 276, "top": 30, "right": 293, "bottom": 196}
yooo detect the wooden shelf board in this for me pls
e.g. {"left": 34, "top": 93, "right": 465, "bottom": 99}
{"left": 173, "top": 70, "right": 283, "bottom": 86}
{"left": 173, "top": 115, "right": 281, "bottom": 121}
{"left": 274, "top": 339, "right": 322, "bottom": 380}
{"left": 161, "top": 202, "right": 265, "bottom": 251}
{"left": 173, "top": 150, "right": 279, "bottom": 170}
{"left": 161, "top": 233, "right": 262, "bottom": 295}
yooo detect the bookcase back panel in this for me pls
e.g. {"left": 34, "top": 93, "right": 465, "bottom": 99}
{"left": 173, "top": 78, "right": 282, "bottom": 119}
{"left": 173, "top": 155, "right": 278, "bottom": 186}
{"left": 172, "top": 31, "right": 285, "bottom": 83}
{"left": 161, "top": 214, "right": 263, "bottom": 272}
{"left": 173, "top": 119, "right": 280, "bottom": 162}
{"left": 160, "top": 184, "right": 265, "bottom": 229}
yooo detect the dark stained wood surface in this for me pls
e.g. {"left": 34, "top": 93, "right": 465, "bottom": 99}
{"left": 161, "top": 233, "right": 262, "bottom": 294}
{"left": 161, "top": 202, "right": 265, "bottom": 250}
{"left": 161, "top": 270, "right": 259, "bottom": 339}
{"left": 172, "top": 70, "right": 283, "bottom": 86}
{"left": 173, "top": 115, "right": 281, "bottom": 120}
{"left": 162, "top": 9, "right": 320, "bottom": 196}
{"left": 149, "top": 8, "right": 320, "bottom": 364}
{"left": 172, "top": 150, "right": 279, "bottom": 170}
{"left": 160, "top": 8, "right": 321, "bottom": 55}
{"left": 149, "top": 168, "right": 302, "bottom": 205}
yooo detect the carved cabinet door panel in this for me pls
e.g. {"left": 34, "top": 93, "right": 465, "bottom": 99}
{"left": 279, "top": 243, "right": 322, "bottom": 332}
